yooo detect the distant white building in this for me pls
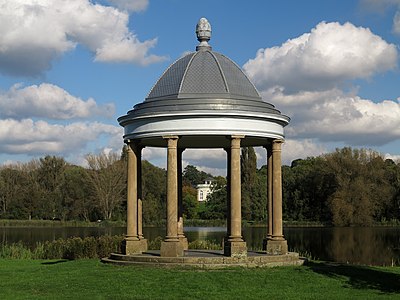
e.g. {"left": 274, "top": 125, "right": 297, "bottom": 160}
{"left": 196, "top": 179, "right": 213, "bottom": 202}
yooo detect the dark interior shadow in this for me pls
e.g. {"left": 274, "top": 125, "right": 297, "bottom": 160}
{"left": 305, "top": 261, "right": 400, "bottom": 294}
{"left": 41, "top": 259, "right": 69, "bottom": 265}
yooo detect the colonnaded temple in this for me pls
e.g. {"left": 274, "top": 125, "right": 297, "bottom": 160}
{"left": 110, "top": 18, "right": 299, "bottom": 265}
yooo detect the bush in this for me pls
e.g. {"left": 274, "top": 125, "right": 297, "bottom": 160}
{"left": 148, "top": 236, "right": 163, "bottom": 250}
{"left": 1, "top": 235, "right": 125, "bottom": 260}
{"left": 188, "top": 239, "right": 221, "bottom": 250}
{"left": 0, "top": 242, "right": 33, "bottom": 259}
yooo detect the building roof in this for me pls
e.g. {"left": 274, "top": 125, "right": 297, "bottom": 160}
{"left": 118, "top": 18, "right": 290, "bottom": 148}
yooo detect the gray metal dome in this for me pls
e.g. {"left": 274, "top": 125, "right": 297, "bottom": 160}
{"left": 147, "top": 50, "right": 261, "bottom": 100}
{"left": 129, "top": 50, "right": 282, "bottom": 117}
{"left": 118, "top": 18, "right": 290, "bottom": 148}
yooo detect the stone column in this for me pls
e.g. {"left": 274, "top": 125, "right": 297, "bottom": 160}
{"left": 224, "top": 135, "right": 247, "bottom": 257}
{"left": 224, "top": 147, "right": 231, "bottom": 240}
{"left": 263, "top": 143, "right": 273, "bottom": 250}
{"left": 123, "top": 141, "right": 142, "bottom": 255}
{"left": 137, "top": 147, "right": 147, "bottom": 251}
{"left": 267, "top": 143, "right": 273, "bottom": 239}
{"left": 160, "top": 136, "right": 184, "bottom": 257}
{"left": 266, "top": 139, "right": 288, "bottom": 255}
{"left": 177, "top": 148, "right": 188, "bottom": 250}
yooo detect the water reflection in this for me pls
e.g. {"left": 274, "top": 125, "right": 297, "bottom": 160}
{"left": 1, "top": 225, "right": 399, "bottom": 265}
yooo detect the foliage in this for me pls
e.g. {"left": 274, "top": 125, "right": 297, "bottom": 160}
{"left": 182, "top": 165, "right": 212, "bottom": 187}
{"left": 188, "top": 239, "right": 222, "bottom": 250}
{"left": 201, "top": 176, "right": 227, "bottom": 219}
{"left": 0, "top": 235, "right": 124, "bottom": 259}
{"left": 182, "top": 185, "right": 198, "bottom": 219}
{"left": 141, "top": 160, "right": 166, "bottom": 225}
{"left": 1, "top": 146, "right": 400, "bottom": 226}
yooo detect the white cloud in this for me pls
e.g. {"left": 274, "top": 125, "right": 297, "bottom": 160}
{"left": 107, "top": 0, "right": 148, "bottom": 12}
{"left": 0, "top": 0, "right": 165, "bottom": 76}
{"left": 244, "top": 21, "right": 400, "bottom": 148}
{"left": 394, "top": 11, "right": 400, "bottom": 34}
{"left": 0, "top": 83, "right": 114, "bottom": 120}
{"left": 264, "top": 87, "right": 400, "bottom": 146}
{"left": 282, "top": 139, "right": 328, "bottom": 165}
{"left": 244, "top": 21, "right": 397, "bottom": 94}
{"left": 142, "top": 147, "right": 166, "bottom": 168}
{"left": 385, "top": 153, "right": 400, "bottom": 162}
{"left": 0, "top": 118, "right": 122, "bottom": 156}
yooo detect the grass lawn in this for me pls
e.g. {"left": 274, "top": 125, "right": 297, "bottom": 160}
{"left": 1, "top": 259, "right": 400, "bottom": 299}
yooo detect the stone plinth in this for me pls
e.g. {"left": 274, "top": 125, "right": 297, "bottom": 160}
{"left": 265, "top": 239, "right": 288, "bottom": 255}
{"left": 122, "top": 238, "right": 148, "bottom": 255}
{"left": 160, "top": 241, "right": 184, "bottom": 257}
{"left": 102, "top": 250, "right": 304, "bottom": 268}
{"left": 224, "top": 241, "right": 247, "bottom": 258}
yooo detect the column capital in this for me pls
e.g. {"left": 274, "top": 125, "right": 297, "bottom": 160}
{"left": 231, "top": 135, "right": 244, "bottom": 149}
{"left": 163, "top": 135, "right": 179, "bottom": 140}
{"left": 231, "top": 134, "right": 245, "bottom": 139}
{"left": 272, "top": 139, "right": 284, "bottom": 151}
{"left": 163, "top": 135, "right": 179, "bottom": 148}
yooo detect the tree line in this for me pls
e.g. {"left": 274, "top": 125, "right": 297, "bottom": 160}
{"left": 0, "top": 147, "right": 399, "bottom": 226}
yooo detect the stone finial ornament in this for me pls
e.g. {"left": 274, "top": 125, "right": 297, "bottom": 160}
{"left": 196, "top": 17, "right": 212, "bottom": 50}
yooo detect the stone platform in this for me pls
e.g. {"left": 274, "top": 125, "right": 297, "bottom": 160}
{"left": 102, "top": 250, "right": 304, "bottom": 269}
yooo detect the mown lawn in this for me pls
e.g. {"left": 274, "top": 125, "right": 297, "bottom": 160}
{"left": 1, "top": 259, "right": 400, "bottom": 299}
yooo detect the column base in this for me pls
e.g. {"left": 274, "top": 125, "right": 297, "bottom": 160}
{"left": 224, "top": 240, "right": 247, "bottom": 258}
{"left": 265, "top": 239, "right": 288, "bottom": 255}
{"left": 122, "top": 238, "right": 147, "bottom": 255}
{"left": 178, "top": 237, "right": 188, "bottom": 250}
{"left": 160, "top": 241, "right": 184, "bottom": 257}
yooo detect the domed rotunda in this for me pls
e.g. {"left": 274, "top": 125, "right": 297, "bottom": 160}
{"left": 118, "top": 18, "right": 290, "bottom": 258}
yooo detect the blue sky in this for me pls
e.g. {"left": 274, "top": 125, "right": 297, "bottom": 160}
{"left": 1, "top": 0, "right": 400, "bottom": 175}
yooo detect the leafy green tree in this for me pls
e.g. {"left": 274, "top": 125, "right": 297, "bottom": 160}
{"left": 36, "top": 156, "right": 67, "bottom": 219}
{"left": 241, "top": 147, "right": 266, "bottom": 221}
{"left": 182, "top": 185, "right": 198, "bottom": 219}
{"left": 183, "top": 165, "right": 212, "bottom": 187}
{"left": 201, "top": 176, "right": 227, "bottom": 220}
{"left": 325, "top": 148, "right": 395, "bottom": 226}
{"left": 282, "top": 157, "right": 334, "bottom": 222}
{"left": 0, "top": 167, "right": 27, "bottom": 219}
{"left": 141, "top": 160, "right": 166, "bottom": 224}
{"left": 60, "top": 166, "right": 93, "bottom": 221}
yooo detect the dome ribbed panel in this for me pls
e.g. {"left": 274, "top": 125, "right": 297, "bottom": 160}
{"left": 215, "top": 53, "right": 261, "bottom": 99}
{"left": 180, "top": 51, "right": 228, "bottom": 94}
{"left": 147, "top": 53, "right": 194, "bottom": 99}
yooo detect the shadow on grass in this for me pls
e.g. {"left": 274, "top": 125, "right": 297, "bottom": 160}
{"left": 41, "top": 259, "right": 69, "bottom": 265}
{"left": 306, "top": 261, "right": 400, "bottom": 294}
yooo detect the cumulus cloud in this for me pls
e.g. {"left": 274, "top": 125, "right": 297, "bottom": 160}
{"left": 244, "top": 21, "right": 400, "bottom": 149}
{"left": 0, "top": 0, "right": 165, "bottom": 76}
{"left": 0, "top": 119, "right": 122, "bottom": 155}
{"left": 0, "top": 83, "right": 114, "bottom": 120}
{"left": 263, "top": 86, "right": 400, "bottom": 146}
{"left": 281, "top": 139, "right": 328, "bottom": 165}
{"left": 244, "top": 21, "right": 397, "bottom": 94}
{"left": 107, "top": 0, "right": 148, "bottom": 12}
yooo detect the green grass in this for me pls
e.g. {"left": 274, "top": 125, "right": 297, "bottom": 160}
{"left": 1, "top": 259, "right": 400, "bottom": 299}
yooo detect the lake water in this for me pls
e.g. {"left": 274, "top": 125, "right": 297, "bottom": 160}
{"left": 1, "top": 226, "right": 399, "bottom": 266}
